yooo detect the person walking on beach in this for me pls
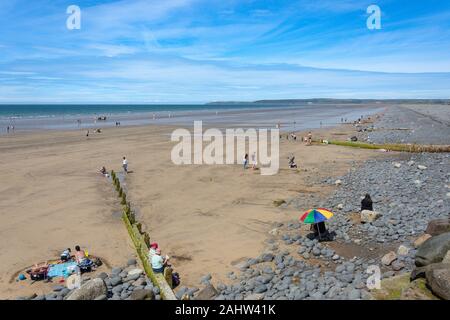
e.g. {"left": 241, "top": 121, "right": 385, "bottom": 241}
{"left": 243, "top": 153, "right": 248, "bottom": 169}
{"left": 361, "top": 194, "right": 373, "bottom": 211}
{"left": 251, "top": 152, "right": 257, "bottom": 170}
{"left": 122, "top": 156, "right": 128, "bottom": 174}
{"left": 307, "top": 132, "right": 312, "bottom": 145}
{"left": 86, "top": 130, "right": 89, "bottom": 137}
{"left": 6, "top": 126, "right": 9, "bottom": 134}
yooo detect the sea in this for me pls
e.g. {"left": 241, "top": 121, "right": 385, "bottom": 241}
{"left": 0, "top": 103, "right": 384, "bottom": 134}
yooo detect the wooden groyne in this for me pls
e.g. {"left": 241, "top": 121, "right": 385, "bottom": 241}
{"left": 110, "top": 170, "right": 177, "bottom": 300}
{"left": 326, "top": 140, "right": 450, "bottom": 153}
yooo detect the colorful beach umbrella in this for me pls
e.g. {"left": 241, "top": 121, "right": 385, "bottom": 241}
{"left": 300, "top": 208, "right": 334, "bottom": 224}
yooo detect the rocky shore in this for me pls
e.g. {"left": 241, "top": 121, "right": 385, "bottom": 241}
{"left": 357, "top": 105, "right": 450, "bottom": 145}
{"left": 16, "top": 259, "right": 197, "bottom": 301}
{"left": 205, "top": 105, "right": 450, "bottom": 300}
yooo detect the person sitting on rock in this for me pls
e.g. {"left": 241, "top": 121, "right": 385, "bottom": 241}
{"left": 361, "top": 194, "right": 373, "bottom": 211}
{"left": 151, "top": 248, "right": 169, "bottom": 274}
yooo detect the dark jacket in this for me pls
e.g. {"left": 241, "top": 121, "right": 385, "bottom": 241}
{"left": 361, "top": 197, "right": 373, "bottom": 211}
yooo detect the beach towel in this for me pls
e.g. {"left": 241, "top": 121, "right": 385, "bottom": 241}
{"left": 47, "top": 261, "right": 78, "bottom": 279}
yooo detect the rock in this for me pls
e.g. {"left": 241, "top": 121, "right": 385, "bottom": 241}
{"left": 260, "top": 253, "right": 274, "bottom": 262}
{"left": 110, "top": 276, "right": 122, "bottom": 286}
{"left": 361, "top": 210, "right": 381, "bottom": 223}
{"left": 416, "top": 232, "right": 450, "bottom": 267}
{"left": 348, "top": 289, "right": 361, "bottom": 300}
{"left": 112, "top": 285, "right": 123, "bottom": 294}
{"left": 127, "top": 268, "right": 143, "bottom": 277}
{"left": 442, "top": 251, "right": 450, "bottom": 264}
{"left": 53, "top": 285, "right": 65, "bottom": 292}
{"left": 337, "top": 204, "right": 344, "bottom": 210}
{"left": 60, "top": 288, "right": 70, "bottom": 297}
{"left": 244, "top": 293, "right": 264, "bottom": 300}
{"left": 124, "top": 273, "right": 141, "bottom": 282}
{"left": 127, "top": 259, "right": 137, "bottom": 266}
{"left": 94, "top": 294, "right": 107, "bottom": 300}
{"left": 111, "top": 267, "right": 122, "bottom": 275}
{"left": 397, "top": 245, "right": 410, "bottom": 256}
{"left": 335, "top": 179, "right": 342, "bottom": 186}
{"left": 414, "top": 234, "right": 432, "bottom": 248}
{"left": 200, "top": 274, "right": 212, "bottom": 283}
{"left": 426, "top": 263, "right": 450, "bottom": 300}
{"left": 394, "top": 163, "right": 401, "bottom": 168}
{"left": 417, "top": 165, "right": 427, "bottom": 170}
{"left": 392, "top": 261, "right": 405, "bottom": 271}
{"left": 129, "top": 289, "right": 155, "bottom": 300}
{"left": 381, "top": 252, "right": 397, "bottom": 266}
{"left": 426, "top": 219, "right": 450, "bottom": 236}
{"left": 269, "top": 228, "right": 280, "bottom": 236}
{"left": 254, "top": 285, "right": 268, "bottom": 294}
{"left": 195, "top": 284, "right": 218, "bottom": 300}
{"left": 66, "top": 278, "right": 107, "bottom": 300}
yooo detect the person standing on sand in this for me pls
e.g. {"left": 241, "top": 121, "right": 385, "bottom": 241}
{"left": 6, "top": 126, "right": 9, "bottom": 134}
{"left": 251, "top": 152, "right": 257, "bottom": 169}
{"left": 86, "top": 130, "right": 89, "bottom": 137}
{"left": 307, "top": 132, "right": 312, "bottom": 145}
{"left": 243, "top": 153, "right": 248, "bottom": 169}
{"left": 122, "top": 156, "right": 128, "bottom": 174}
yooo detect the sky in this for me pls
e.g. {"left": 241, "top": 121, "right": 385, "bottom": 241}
{"left": 0, "top": 0, "right": 450, "bottom": 103}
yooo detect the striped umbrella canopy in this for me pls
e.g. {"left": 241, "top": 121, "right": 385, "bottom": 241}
{"left": 300, "top": 208, "right": 334, "bottom": 224}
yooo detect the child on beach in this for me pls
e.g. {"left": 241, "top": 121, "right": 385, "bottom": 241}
{"left": 60, "top": 248, "right": 72, "bottom": 262}
{"left": 122, "top": 157, "right": 128, "bottom": 174}
{"left": 243, "top": 154, "right": 248, "bottom": 169}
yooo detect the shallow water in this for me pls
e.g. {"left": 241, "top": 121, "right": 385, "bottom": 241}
{"left": 0, "top": 103, "right": 383, "bottom": 134}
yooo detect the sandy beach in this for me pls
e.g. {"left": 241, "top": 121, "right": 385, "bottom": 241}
{"left": 0, "top": 110, "right": 381, "bottom": 298}
{"left": 1, "top": 103, "right": 448, "bottom": 300}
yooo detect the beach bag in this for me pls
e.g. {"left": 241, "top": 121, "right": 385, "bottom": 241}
{"left": 78, "top": 259, "right": 93, "bottom": 273}
{"left": 172, "top": 272, "right": 180, "bottom": 288}
{"left": 29, "top": 267, "right": 48, "bottom": 281}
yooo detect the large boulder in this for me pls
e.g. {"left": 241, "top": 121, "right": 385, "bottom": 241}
{"left": 195, "top": 284, "right": 218, "bottom": 300}
{"left": 425, "top": 263, "right": 450, "bottom": 300}
{"left": 66, "top": 278, "right": 107, "bottom": 300}
{"left": 360, "top": 210, "right": 381, "bottom": 223}
{"left": 129, "top": 289, "right": 155, "bottom": 300}
{"left": 416, "top": 232, "right": 450, "bottom": 267}
{"left": 425, "top": 219, "right": 450, "bottom": 236}
{"left": 414, "top": 234, "right": 432, "bottom": 248}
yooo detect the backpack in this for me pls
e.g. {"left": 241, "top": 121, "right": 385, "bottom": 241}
{"left": 172, "top": 272, "right": 180, "bottom": 288}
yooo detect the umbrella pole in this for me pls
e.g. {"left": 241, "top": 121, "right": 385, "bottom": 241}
{"left": 317, "top": 223, "right": 321, "bottom": 241}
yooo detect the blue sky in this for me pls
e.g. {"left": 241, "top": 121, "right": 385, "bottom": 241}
{"left": 0, "top": 0, "right": 450, "bottom": 103}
